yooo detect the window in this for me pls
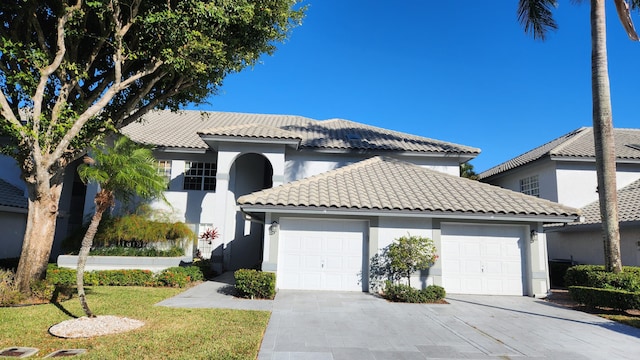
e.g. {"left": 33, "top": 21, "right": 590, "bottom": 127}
{"left": 184, "top": 162, "right": 217, "bottom": 191}
{"left": 157, "top": 160, "right": 172, "bottom": 185}
{"left": 519, "top": 175, "right": 539, "bottom": 197}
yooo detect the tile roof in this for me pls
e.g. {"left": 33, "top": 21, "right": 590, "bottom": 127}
{"left": 572, "top": 179, "right": 640, "bottom": 225}
{"left": 238, "top": 156, "right": 580, "bottom": 220}
{"left": 479, "top": 127, "right": 640, "bottom": 179}
{"left": 0, "top": 179, "right": 27, "bottom": 209}
{"left": 122, "top": 110, "right": 480, "bottom": 155}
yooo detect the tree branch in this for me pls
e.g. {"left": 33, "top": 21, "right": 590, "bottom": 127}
{"left": 48, "top": 60, "right": 163, "bottom": 168}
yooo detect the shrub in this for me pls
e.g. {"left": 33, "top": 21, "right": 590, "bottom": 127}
{"left": 46, "top": 264, "right": 202, "bottom": 288}
{"left": 387, "top": 235, "right": 438, "bottom": 287}
{"left": 29, "top": 279, "right": 55, "bottom": 301}
{"left": 569, "top": 286, "right": 640, "bottom": 310}
{"left": 382, "top": 281, "right": 446, "bottom": 303}
{"left": 90, "top": 269, "right": 156, "bottom": 286}
{"left": 84, "top": 245, "right": 185, "bottom": 257}
{"left": 0, "top": 268, "right": 24, "bottom": 306}
{"left": 565, "top": 265, "right": 640, "bottom": 292}
{"left": 234, "top": 269, "right": 276, "bottom": 299}
{"left": 157, "top": 266, "right": 204, "bottom": 288}
{"left": 46, "top": 265, "right": 76, "bottom": 287}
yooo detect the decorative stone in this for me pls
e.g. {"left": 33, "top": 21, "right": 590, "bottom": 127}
{"left": 0, "top": 347, "right": 39, "bottom": 358}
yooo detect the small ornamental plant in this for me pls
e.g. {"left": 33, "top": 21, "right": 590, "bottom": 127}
{"left": 200, "top": 228, "right": 219, "bottom": 244}
{"left": 387, "top": 234, "right": 438, "bottom": 287}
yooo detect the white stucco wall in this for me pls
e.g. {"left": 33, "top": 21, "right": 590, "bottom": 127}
{"left": 284, "top": 152, "right": 462, "bottom": 183}
{"left": 547, "top": 227, "right": 640, "bottom": 266}
{"left": 556, "top": 162, "right": 640, "bottom": 208}
{"left": 483, "top": 159, "right": 558, "bottom": 203}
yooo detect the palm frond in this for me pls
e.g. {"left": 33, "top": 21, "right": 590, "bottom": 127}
{"left": 517, "top": 0, "right": 559, "bottom": 40}
{"left": 615, "top": 0, "right": 639, "bottom": 41}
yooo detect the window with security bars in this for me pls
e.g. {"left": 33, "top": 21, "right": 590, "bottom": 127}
{"left": 157, "top": 160, "right": 172, "bottom": 187}
{"left": 184, "top": 162, "right": 217, "bottom": 191}
{"left": 519, "top": 175, "right": 539, "bottom": 197}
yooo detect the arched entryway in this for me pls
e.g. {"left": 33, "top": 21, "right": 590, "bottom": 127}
{"left": 228, "top": 153, "right": 273, "bottom": 270}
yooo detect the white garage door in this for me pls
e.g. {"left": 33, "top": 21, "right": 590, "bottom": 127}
{"left": 441, "top": 224, "right": 525, "bottom": 295}
{"left": 278, "top": 218, "right": 367, "bottom": 291}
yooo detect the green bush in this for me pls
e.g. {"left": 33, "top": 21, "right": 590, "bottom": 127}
{"left": 564, "top": 265, "right": 640, "bottom": 292}
{"left": 382, "top": 281, "right": 446, "bottom": 303}
{"left": 234, "top": 269, "right": 276, "bottom": 299}
{"left": 45, "top": 264, "right": 202, "bottom": 288}
{"left": 46, "top": 264, "right": 76, "bottom": 287}
{"left": 157, "top": 266, "right": 204, "bottom": 288}
{"left": 569, "top": 286, "right": 640, "bottom": 310}
{"left": 85, "top": 245, "right": 185, "bottom": 257}
{"left": 0, "top": 268, "right": 24, "bottom": 306}
{"left": 90, "top": 269, "right": 156, "bottom": 286}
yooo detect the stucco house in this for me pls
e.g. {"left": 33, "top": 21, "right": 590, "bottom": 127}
{"left": 478, "top": 127, "right": 640, "bottom": 266}
{"left": 113, "top": 110, "right": 578, "bottom": 296}
{"left": 1, "top": 110, "right": 581, "bottom": 296}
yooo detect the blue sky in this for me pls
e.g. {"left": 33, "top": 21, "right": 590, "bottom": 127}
{"left": 187, "top": 1, "right": 640, "bottom": 172}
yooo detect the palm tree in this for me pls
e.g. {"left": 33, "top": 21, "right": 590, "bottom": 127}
{"left": 517, "top": 0, "right": 639, "bottom": 273}
{"left": 76, "top": 136, "right": 167, "bottom": 317}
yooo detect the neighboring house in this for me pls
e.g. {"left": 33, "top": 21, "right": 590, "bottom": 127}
{"left": 478, "top": 127, "right": 640, "bottom": 266}
{"left": 113, "top": 110, "right": 580, "bottom": 297}
{"left": 546, "top": 179, "right": 640, "bottom": 266}
{"left": 0, "top": 179, "right": 28, "bottom": 259}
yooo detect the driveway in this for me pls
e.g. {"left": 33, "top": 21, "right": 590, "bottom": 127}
{"left": 260, "top": 291, "right": 640, "bottom": 360}
{"left": 158, "top": 276, "right": 640, "bottom": 359}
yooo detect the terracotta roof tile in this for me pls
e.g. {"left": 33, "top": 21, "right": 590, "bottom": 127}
{"left": 238, "top": 157, "right": 580, "bottom": 220}
{"left": 0, "top": 179, "right": 27, "bottom": 209}
{"left": 479, "top": 127, "right": 640, "bottom": 179}
{"left": 122, "top": 110, "right": 480, "bottom": 155}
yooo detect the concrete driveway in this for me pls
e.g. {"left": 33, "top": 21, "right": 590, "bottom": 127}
{"left": 259, "top": 291, "right": 640, "bottom": 360}
{"left": 157, "top": 275, "right": 640, "bottom": 359}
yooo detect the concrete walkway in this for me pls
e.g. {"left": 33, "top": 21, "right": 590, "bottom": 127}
{"left": 158, "top": 274, "right": 640, "bottom": 359}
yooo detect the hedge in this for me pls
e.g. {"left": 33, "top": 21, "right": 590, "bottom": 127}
{"left": 234, "top": 269, "right": 276, "bottom": 299}
{"left": 564, "top": 265, "right": 640, "bottom": 292}
{"left": 569, "top": 286, "right": 640, "bottom": 310}
{"left": 46, "top": 264, "right": 203, "bottom": 288}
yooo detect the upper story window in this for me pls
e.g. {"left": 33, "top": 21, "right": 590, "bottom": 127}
{"left": 157, "top": 160, "right": 172, "bottom": 183}
{"left": 184, "top": 162, "right": 217, "bottom": 191}
{"left": 519, "top": 175, "right": 539, "bottom": 197}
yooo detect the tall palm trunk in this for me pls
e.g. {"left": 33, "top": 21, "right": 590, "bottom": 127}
{"left": 76, "top": 190, "right": 113, "bottom": 318}
{"left": 591, "top": 0, "right": 622, "bottom": 273}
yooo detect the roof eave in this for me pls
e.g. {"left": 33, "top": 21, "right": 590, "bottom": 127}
{"left": 0, "top": 205, "right": 28, "bottom": 214}
{"left": 200, "top": 135, "right": 301, "bottom": 150}
{"left": 238, "top": 205, "right": 579, "bottom": 223}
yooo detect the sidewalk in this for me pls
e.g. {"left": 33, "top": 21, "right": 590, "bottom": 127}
{"left": 155, "top": 272, "right": 274, "bottom": 311}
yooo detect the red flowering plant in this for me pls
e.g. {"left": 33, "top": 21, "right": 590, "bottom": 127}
{"left": 200, "top": 228, "right": 219, "bottom": 244}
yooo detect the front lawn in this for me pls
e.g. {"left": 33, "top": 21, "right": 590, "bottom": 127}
{"left": 0, "top": 286, "right": 270, "bottom": 359}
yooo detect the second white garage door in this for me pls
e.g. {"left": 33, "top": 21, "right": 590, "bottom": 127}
{"left": 278, "top": 218, "right": 367, "bottom": 291}
{"left": 441, "top": 223, "right": 526, "bottom": 295}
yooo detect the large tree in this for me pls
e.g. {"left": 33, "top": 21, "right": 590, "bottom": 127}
{"left": 76, "top": 135, "right": 167, "bottom": 317}
{"left": 517, "top": 0, "right": 639, "bottom": 273}
{"left": 0, "top": 0, "right": 304, "bottom": 292}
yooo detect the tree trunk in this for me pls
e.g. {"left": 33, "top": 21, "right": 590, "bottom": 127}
{"left": 15, "top": 182, "right": 62, "bottom": 293}
{"left": 77, "top": 190, "right": 112, "bottom": 318}
{"left": 591, "top": 0, "right": 623, "bottom": 273}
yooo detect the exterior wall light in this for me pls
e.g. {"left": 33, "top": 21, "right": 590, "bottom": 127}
{"left": 269, "top": 221, "right": 279, "bottom": 235}
{"left": 530, "top": 229, "right": 538, "bottom": 243}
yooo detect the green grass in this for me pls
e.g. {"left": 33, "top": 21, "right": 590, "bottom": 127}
{"left": 0, "top": 286, "right": 270, "bottom": 359}
{"left": 599, "top": 314, "right": 640, "bottom": 329}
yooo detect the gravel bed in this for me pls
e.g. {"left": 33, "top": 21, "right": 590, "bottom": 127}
{"left": 49, "top": 315, "right": 144, "bottom": 338}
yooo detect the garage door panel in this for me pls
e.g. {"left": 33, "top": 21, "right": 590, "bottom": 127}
{"left": 278, "top": 219, "right": 366, "bottom": 291}
{"left": 442, "top": 224, "right": 525, "bottom": 296}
